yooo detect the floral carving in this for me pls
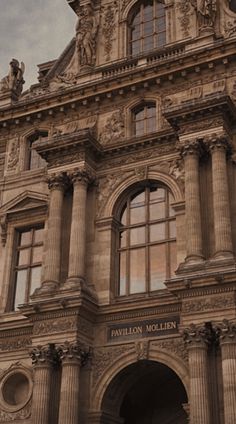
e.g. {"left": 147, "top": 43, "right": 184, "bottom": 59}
{"left": 102, "top": 3, "right": 118, "bottom": 61}
{"left": 0, "top": 337, "right": 31, "bottom": 351}
{"left": 224, "top": 19, "right": 236, "bottom": 38}
{"left": 0, "top": 400, "right": 32, "bottom": 422}
{"left": 135, "top": 341, "right": 149, "bottom": 361}
{"left": 182, "top": 295, "right": 235, "bottom": 313}
{"left": 33, "top": 317, "right": 77, "bottom": 335}
{"left": 99, "top": 109, "right": 125, "bottom": 145}
{"left": 151, "top": 338, "right": 188, "bottom": 364}
{"left": 183, "top": 323, "right": 213, "bottom": 348}
{"left": 92, "top": 345, "right": 133, "bottom": 386}
{"left": 217, "top": 319, "right": 236, "bottom": 343}
{"left": 177, "top": 0, "right": 193, "bottom": 38}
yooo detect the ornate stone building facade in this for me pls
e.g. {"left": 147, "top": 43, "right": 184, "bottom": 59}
{"left": 0, "top": 0, "right": 236, "bottom": 423}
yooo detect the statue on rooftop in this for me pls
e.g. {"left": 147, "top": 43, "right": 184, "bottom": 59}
{"left": 0, "top": 59, "right": 25, "bottom": 96}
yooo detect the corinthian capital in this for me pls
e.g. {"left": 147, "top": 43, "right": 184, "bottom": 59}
{"left": 70, "top": 167, "right": 95, "bottom": 186}
{"left": 183, "top": 323, "right": 212, "bottom": 348}
{"left": 178, "top": 138, "right": 201, "bottom": 157}
{"left": 57, "top": 340, "right": 90, "bottom": 366}
{"left": 47, "top": 171, "right": 70, "bottom": 191}
{"left": 29, "top": 344, "right": 58, "bottom": 366}
{"left": 218, "top": 319, "right": 236, "bottom": 344}
{"left": 205, "top": 133, "right": 231, "bottom": 153}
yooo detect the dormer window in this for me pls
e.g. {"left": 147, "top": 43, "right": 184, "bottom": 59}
{"left": 128, "top": 0, "right": 166, "bottom": 56}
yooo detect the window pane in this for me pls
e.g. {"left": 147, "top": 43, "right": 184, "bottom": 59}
{"left": 150, "top": 187, "right": 165, "bottom": 201}
{"left": 147, "top": 106, "right": 156, "bottom": 118}
{"left": 144, "top": 21, "right": 153, "bottom": 36}
{"left": 143, "top": 4, "right": 153, "bottom": 21}
{"left": 130, "top": 248, "right": 145, "bottom": 293}
{"left": 131, "top": 191, "right": 145, "bottom": 206}
{"left": 120, "top": 230, "right": 128, "bottom": 248}
{"left": 149, "top": 202, "right": 165, "bottom": 220}
{"left": 132, "top": 40, "right": 141, "bottom": 55}
{"left": 170, "top": 242, "right": 177, "bottom": 277}
{"left": 18, "top": 248, "right": 30, "bottom": 266}
{"left": 144, "top": 36, "right": 153, "bottom": 51}
{"left": 168, "top": 193, "right": 175, "bottom": 217}
{"left": 135, "top": 120, "right": 145, "bottom": 136}
{"left": 119, "top": 252, "right": 127, "bottom": 295}
{"left": 131, "top": 26, "right": 140, "bottom": 41}
{"left": 14, "top": 270, "right": 27, "bottom": 309}
{"left": 32, "top": 246, "right": 43, "bottom": 264}
{"left": 147, "top": 117, "right": 156, "bottom": 133}
{"left": 30, "top": 266, "right": 42, "bottom": 295}
{"left": 20, "top": 231, "right": 31, "bottom": 246}
{"left": 150, "top": 244, "right": 166, "bottom": 290}
{"left": 156, "top": 17, "right": 166, "bottom": 32}
{"left": 130, "top": 205, "right": 146, "bottom": 224}
{"left": 34, "top": 228, "right": 44, "bottom": 243}
{"left": 130, "top": 226, "right": 146, "bottom": 245}
{"left": 150, "top": 223, "right": 165, "bottom": 242}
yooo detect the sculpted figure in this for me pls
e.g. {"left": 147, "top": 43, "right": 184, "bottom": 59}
{"left": 191, "top": 0, "right": 217, "bottom": 29}
{"left": 64, "top": 4, "right": 99, "bottom": 78}
{"left": 0, "top": 59, "right": 25, "bottom": 95}
{"left": 100, "top": 110, "right": 125, "bottom": 145}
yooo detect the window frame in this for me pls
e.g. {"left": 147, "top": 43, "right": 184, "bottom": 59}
{"left": 128, "top": 0, "right": 166, "bottom": 56}
{"left": 131, "top": 102, "right": 157, "bottom": 137}
{"left": 25, "top": 131, "right": 48, "bottom": 171}
{"left": 116, "top": 182, "right": 177, "bottom": 298}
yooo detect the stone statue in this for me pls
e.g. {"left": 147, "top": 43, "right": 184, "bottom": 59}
{"left": 99, "top": 110, "right": 125, "bottom": 145}
{"left": 191, "top": 0, "right": 217, "bottom": 30}
{"left": 0, "top": 59, "right": 25, "bottom": 95}
{"left": 64, "top": 4, "right": 99, "bottom": 78}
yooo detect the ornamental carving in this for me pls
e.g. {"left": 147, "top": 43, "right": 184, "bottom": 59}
{"left": 151, "top": 338, "right": 188, "bottom": 364}
{"left": 47, "top": 171, "right": 70, "bottom": 191}
{"left": 29, "top": 344, "right": 58, "bottom": 366}
{"left": 0, "top": 400, "right": 32, "bottom": 422}
{"left": 57, "top": 340, "right": 90, "bottom": 366}
{"left": 183, "top": 323, "right": 213, "bottom": 348}
{"left": 99, "top": 110, "right": 125, "bottom": 145}
{"left": 33, "top": 317, "right": 77, "bottom": 336}
{"left": 224, "top": 19, "right": 236, "bottom": 37}
{"left": 102, "top": 3, "right": 118, "bottom": 61}
{"left": 190, "top": 0, "right": 217, "bottom": 32}
{"left": 182, "top": 295, "right": 235, "bottom": 313}
{"left": 169, "top": 159, "right": 185, "bottom": 188}
{"left": 0, "top": 337, "right": 31, "bottom": 351}
{"left": 135, "top": 341, "right": 149, "bottom": 361}
{"left": 0, "top": 59, "right": 25, "bottom": 96}
{"left": 7, "top": 136, "right": 20, "bottom": 171}
{"left": 176, "top": 0, "right": 193, "bottom": 38}
{"left": 178, "top": 117, "right": 224, "bottom": 135}
{"left": 92, "top": 345, "right": 133, "bottom": 386}
{"left": 218, "top": 319, "right": 236, "bottom": 343}
{"left": 70, "top": 167, "right": 95, "bottom": 186}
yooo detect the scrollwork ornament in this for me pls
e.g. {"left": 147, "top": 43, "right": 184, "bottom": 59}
{"left": 176, "top": 0, "right": 193, "bottom": 38}
{"left": 179, "top": 139, "right": 201, "bottom": 157}
{"left": 7, "top": 136, "right": 20, "bottom": 171}
{"left": 102, "top": 3, "right": 118, "bottom": 61}
{"left": 70, "top": 167, "right": 95, "bottom": 186}
{"left": 205, "top": 134, "right": 231, "bottom": 153}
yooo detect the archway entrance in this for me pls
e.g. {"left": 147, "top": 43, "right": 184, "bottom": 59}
{"left": 101, "top": 360, "right": 188, "bottom": 424}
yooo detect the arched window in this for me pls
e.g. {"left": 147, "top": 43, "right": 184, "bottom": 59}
{"left": 128, "top": 0, "right": 166, "bottom": 56}
{"left": 132, "top": 103, "right": 156, "bottom": 136}
{"left": 26, "top": 131, "right": 48, "bottom": 170}
{"left": 117, "top": 183, "right": 177, "bottom": 296}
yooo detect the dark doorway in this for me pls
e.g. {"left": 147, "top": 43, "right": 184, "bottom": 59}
{"left": 101, "top": 360, "right": 188, "bottom": 424}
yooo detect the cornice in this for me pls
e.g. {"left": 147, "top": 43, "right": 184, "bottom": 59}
{"left": 0, "top": 37, "right": 236, "bottom": 128}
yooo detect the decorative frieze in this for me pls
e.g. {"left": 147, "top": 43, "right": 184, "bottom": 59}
{"left": 33, "top": 317, "right": 77, "bottom": 336}
{"left": 182, "top": 295, "right": 235, "bottom": 313}
{"left": 151, "top": 338, "right": 188, "bottom": 364}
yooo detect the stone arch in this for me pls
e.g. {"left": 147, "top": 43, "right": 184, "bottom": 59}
{"left": 91, "top": 343, "right": 189, "bottom": 413}
{"left": 103, "top": 170, "right": 184, "bottom": 219}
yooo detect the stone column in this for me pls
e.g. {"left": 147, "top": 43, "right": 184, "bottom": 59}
{"left": 208, "top": 136, "right": 233, "bottom": 259}
{"left": 183, "top": 324, "right": 211, "bottom": 424}
{"left": 57, "top": 341, "right": 88, "bottom": 424}
{"left": 218, "top": 320, "right": 236, "bottom": 424}
{"left": 65, "top": 169, "right": 93, "bottom": 289}
{"left": 181, "top": 140, "right": 204, "bottom": 263}
{"left": 30, "top": 344, "right": 56, "bottom": 424}
{"left": 39, "top": 172, "right": 68, "bottom": 293}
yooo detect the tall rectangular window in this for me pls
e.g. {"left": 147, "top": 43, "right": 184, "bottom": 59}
{"left": 13, "top": 227, "right": 44, "bottom": 310}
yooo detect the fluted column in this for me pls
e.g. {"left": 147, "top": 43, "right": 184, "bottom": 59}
{"left": 65, "top": 168, "right": 93, "bottom": 289}
{"left": 39, "top": 172, "right": 68, "bottom": 293}
{"left": 208, "top": 136, "right": 233, "bottom": 258}
{"left": 57, "top": 341, "right": 89, "bottom": 424}
{"left": 184, "top": 324, "right": 211, "bottom": 424}
{"left": 218, "top": 320, "right": 236, "bottom": 424}
{"left": 181, "top": 140, "right": 204, "bottom": 263}
{"left": 30, "top": 344, "right": 57, "bottom": 424}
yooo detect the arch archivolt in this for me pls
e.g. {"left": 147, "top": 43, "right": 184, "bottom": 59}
{"left": 102, "top": 170, "right": 184, "bottom": 219}
{"left": 91, "top": 340, "right": 189, "bottom": 412}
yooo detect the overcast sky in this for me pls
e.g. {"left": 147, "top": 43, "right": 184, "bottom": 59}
{"left": 0, "top": 0, "right": 76, "bottom": 89}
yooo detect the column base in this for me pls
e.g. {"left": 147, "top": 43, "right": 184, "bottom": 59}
{"left": 61, "top": 277, "right": 98, "bottom": 300}
{"left": 177, "top": 255, "right": 205, "bottom": 274}
{"left": 31, "top": 280, "right": 59, "bottom": 297}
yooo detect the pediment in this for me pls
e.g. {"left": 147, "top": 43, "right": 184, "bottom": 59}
{"left": 41, "top": 38, "right": 76, "bottom": 85}
{"left": 0, "top": 191, "right": 48, "bottom": 217}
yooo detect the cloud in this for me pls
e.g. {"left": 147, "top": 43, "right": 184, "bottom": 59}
{"left": 0, "top": 0, "right": 76, "bottom": 88}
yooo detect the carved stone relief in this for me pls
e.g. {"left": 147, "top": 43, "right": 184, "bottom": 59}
{"left": 33, "top": 317, "right": 77, "bottom": 335}
{"left": 0, "top": 337, "right": 31, "bottom": 351}
{"left": 135, "top": 341, "right": 149, "bottom": 361}
{"left": 99, "top": 110, "right": 125, "bottom": 145}
{"left": 6, "top": 136, "right": 20, "bottom": 173}
{"left": 176, "top": 0, "right": 194, "bottom": 38}
{"left": 190, "top": 0, "right": 217, "bottom": 32}
{"left": 0, "top": 401, "right": 32, "bottom": 422}
{"left": 102, "top": 3, "right": 118, "bottom": 62}
{"left": 182, "top": 294, "right": 235, "bottom": 313}
{"left": 151, "top": 338, "right": 188, "bottom": 364}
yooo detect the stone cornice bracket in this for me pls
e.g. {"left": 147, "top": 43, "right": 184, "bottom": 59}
{"left": 29, "top": 343, "right": 59, "bottom": 368}
{"left": 70, "top": 167, "right": 96, "bottom": 187}
{"left": 204, "top": 133, "right": 232, "bottom": 154}
{"left": 183, "top": 323, "right": 213, "bottom": 349}
{"left": 57, "top": 341, "right": 91, "bottom": 366}
{"left": 47, "top": 171, "right": 70, "bottom": 191}
{"left": 217, "top": 319, "right": 236, "bottom": 344}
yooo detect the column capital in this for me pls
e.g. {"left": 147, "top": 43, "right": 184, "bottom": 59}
{"left": 47, "top": 171, "right": 70, "bottom": 191}
{"left": 29, "top": 344, "right": 58, "bottom": 367}
{"left": 178, "top": 138, "right": 202, "bottom": 157}
{"left": 205, "top": 133, "right": 231, "bottom": 153}
{"left": 183, "top": 323, "right": 212, "bottom": 349}
{"left": 218, "top": 319, "right": 236, "bottom": 344}
{"left": 57, "top": 340, "right": 90, "bottom": 366}
{"left": 70, "top": 167, "right": 95, "bottom": 186}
